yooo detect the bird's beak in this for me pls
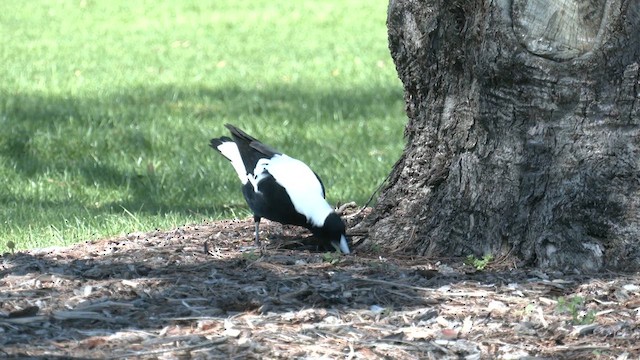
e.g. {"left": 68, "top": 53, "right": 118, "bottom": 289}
{"left": 336, "top": 234, "right": 350, "bottom": 254}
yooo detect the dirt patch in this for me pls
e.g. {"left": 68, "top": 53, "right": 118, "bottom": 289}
{"left": 1, "top": 211, "right": 639, "bottom": 359}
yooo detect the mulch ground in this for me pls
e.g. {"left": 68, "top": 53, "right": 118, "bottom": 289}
{"left": 1, "top": 210, "right": 639, "bottom": 359}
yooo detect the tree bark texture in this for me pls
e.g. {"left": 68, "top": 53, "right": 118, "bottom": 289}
{"left": 366, "top": 0, "right": 640, "bottom": 271}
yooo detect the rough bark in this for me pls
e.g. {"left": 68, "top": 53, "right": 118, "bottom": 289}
{"left": 365, "top": 0, "right": 640, "bottom": 271}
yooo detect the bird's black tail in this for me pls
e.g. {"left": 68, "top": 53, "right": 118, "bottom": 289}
{"left": 225, "top": 124, "right": 281, "bottom": 174}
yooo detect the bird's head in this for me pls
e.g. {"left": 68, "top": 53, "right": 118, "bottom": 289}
{"left": 313, "top": 212, "right": 350, "bottom": 254}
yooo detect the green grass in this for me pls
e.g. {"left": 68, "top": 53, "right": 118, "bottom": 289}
{"left": 0, "top": 0, "right": 405, "bottom": 252}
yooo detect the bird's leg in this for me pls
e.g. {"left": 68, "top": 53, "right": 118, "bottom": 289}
{"left": 253, "top": 215, "right": 261, "bottom": 247}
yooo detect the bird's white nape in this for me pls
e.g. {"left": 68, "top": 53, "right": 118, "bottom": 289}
{"left": 216, "top": 141, "right": 248, "bottom": 184}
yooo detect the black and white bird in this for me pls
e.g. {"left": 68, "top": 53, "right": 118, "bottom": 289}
{"left": 210, "top": 124, "right": 351, "bottom": 254}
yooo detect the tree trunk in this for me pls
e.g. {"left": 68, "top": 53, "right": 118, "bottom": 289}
{"left": 364, "top": 0, "right": 640, "bottom": 271}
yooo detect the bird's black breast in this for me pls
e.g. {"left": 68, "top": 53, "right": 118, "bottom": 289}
{"left": 241, "top": 174, "right": 308, "bottom": 227}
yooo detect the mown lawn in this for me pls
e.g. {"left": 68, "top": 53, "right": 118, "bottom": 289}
{"left": 0, "top": 0, "right": 405, "bottom": 252}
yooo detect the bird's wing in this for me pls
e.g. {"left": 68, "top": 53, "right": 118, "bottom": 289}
{"left": 264, "top": 154, "right": 333, "bottom": 227}
{"left": 225, "top": 124, "right": 282, "bottom": 175}
{"left": 249, "top": 140, "right": 281, "bottom": 158}
{"left": 313, "top": 172, "right": 326, "bottom": 199}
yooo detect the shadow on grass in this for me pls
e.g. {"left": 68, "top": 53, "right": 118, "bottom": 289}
{"left": 0, "top": 83, "right": 405, "bottom": 226}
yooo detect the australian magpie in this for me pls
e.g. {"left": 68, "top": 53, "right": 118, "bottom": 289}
{"left": 209, "top": 124, "right": 351, "bottom": 254}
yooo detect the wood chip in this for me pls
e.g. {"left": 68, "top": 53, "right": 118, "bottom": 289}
{"left": 0, "top": 218, "right": 638, "bottom": 359}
